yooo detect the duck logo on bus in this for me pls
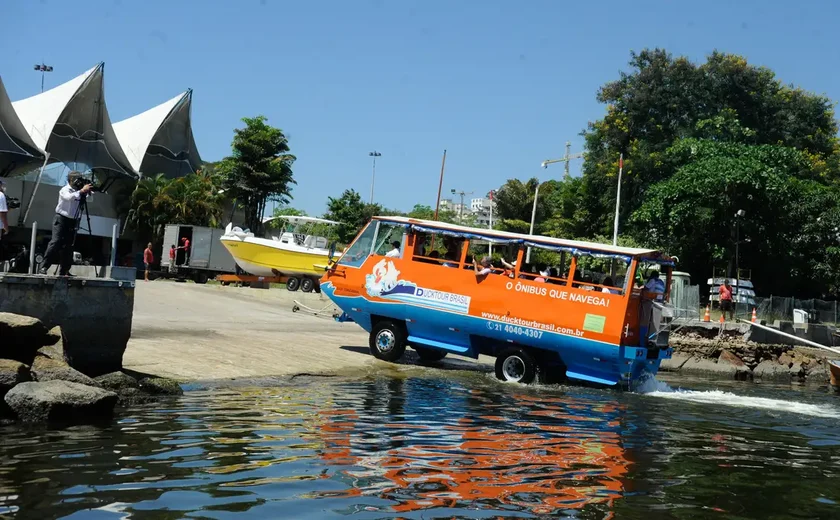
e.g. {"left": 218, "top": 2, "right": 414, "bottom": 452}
{"left": 322, "top": 217, "right": 674, "bottom": 389}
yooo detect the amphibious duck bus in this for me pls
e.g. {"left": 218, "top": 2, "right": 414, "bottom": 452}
{"left": 320, "top": 217, "right": 674, "bottom": 388}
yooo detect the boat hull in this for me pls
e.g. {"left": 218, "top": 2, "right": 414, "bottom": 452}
{"left": 219, "top": 236, "right": 329, "bottom": 278}
{"left": 830, "top": 361, "right": 840, "bottom": 387}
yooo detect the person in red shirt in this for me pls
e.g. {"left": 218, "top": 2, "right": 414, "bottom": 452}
{"left": 719, "top": 279, "right": 734, "bottom": 321}
{"left": 143, "top": 242, "right": 154, "bottom": 282}
{"left": 179, "top": 237, "right": 191, "bottom": 266}
{"left": 168, "top": 244, "right": 176, "bottom": 273}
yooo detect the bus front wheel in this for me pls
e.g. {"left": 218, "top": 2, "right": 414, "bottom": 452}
{"left": 369, "top": 320, "right": 407, "bottom": 362}
{"left": 495, "top": 348, "right": 537, "bottom": 384}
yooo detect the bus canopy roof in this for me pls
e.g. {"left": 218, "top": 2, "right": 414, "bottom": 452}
{"left": 262, "top": 215, "right": 340, "bottom": 226}
{"left": 373, "top": 215, "right": 671, "bottom": 262}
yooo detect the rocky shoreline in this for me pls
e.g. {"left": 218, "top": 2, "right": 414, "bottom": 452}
{"left": 664, "top": 327, "right": 838, "bottom": 383}
{"left": 0, "top": 312, "right": 182, "bottom": 424}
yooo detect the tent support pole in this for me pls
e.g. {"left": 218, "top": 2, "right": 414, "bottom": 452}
{"left": 20, "top": 152, "right": 51, "bottom": 226}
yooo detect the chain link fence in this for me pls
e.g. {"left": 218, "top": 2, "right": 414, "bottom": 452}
{"left": 753, "top": 297, "right": 839, "bottom": 325}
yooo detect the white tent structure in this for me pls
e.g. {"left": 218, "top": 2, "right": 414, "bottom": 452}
{"left": 113, "top": 89, "right": 201, "bottom": 178}
{"left": 12, "top": 63, "right": 136, "bottom": 179}
{"left": 0, "top": 75, "right": 45, "bottom": 177}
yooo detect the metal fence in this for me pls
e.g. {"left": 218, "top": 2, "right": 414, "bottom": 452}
{"left": 672, "top": 284, "right": 701, "bottom": 319}
{"left": 753, "top": 297, "right": 839, "bottom": 325}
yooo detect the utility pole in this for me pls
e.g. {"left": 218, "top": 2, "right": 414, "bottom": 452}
{"left": 34, "top": 62, "right": 53, "bottom": 93}
{"left": 368, "top": 151, "right": 381, "bottom": 204}
{"left": 433, "top": 150, "right": 447, "bottom": 221}
{"left": 449, "top": 188, "right": 473, "bottom": 223}
{"left": 541, "top": 141, "right": 584, "bottom": 179}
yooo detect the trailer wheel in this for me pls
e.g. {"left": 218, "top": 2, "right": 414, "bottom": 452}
{"left": 495, "top": 348, "right": 537, "bottom": 384}
{"left": 194, "top": 273, "right": 208, "bottom": 284}
{"left": 300, "top": 278, "right": 314, "bottom": 293}
{"left": 286, "top": 277, "right": 300, "bottom": 292}
{"left": 415, "top": 347, "right": 447, "bottom": 362}
{"left": 369, "top": 320, "right": 407, "bottom": 362}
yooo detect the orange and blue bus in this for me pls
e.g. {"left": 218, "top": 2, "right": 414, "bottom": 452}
{"left": 321, "top": 216, "right": 673, "bottom": 389}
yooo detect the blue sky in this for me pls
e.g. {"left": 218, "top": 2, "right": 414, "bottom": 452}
{"left": 3, "top": 0, "right": 840, "bottom": 216}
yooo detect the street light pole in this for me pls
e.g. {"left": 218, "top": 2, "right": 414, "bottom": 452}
{"left": 735, "top": 209, "right": 746, "bottom": 317}
{"left": 449, "top": 189, "right": 473, "bottom": 223}
{"left": 33, "top": 62, "right": 53, "bottom": 92}
{"left": 368, "top": 151, "right": 381, "bottom": 204}
{"left": 525, "top": 183, "right": 540, "bottom": 264}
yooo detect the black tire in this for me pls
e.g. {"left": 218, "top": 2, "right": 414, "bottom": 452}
{"left": 287, "top": 277, "right": 300, "bottom": 292}
{"left": 194, "top": 273, "right": 208, "bottom": 284}
{"left": 369, "top": 320, "right": 407, "bottom": 362}
{"left": 495, "top": 348, "right": 537, "bottom": 384}
{"left": 415, "top": 347, "right": 447, "bottom": 362}
{"left": 301, "top": 278, "right": 314, "bottom": 293}
{"left": 221, "top": 281, "right": 230, "bottom": 286}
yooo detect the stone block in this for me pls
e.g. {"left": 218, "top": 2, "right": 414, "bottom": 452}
{"left": 138, "top": 377, "right": 183, "bottom": 396}
{"left": 4, "top": 380, "right": 117, "bottom": 423}
{"left": 94, "top": 372, "right": 138, "bottom": 392}
{"left": 31, "top": 356, "right": 101, "bottom": 387}
{"left": 0, "top": 312, "right": 50, "bottom": 364}
{"left": 659, "top": 352, "right": 692, "bottom": 372}
{"left": 753, "top": 359, "right": 791, "bottom": 381}
{"left": 0, "top": 359, "right": 30, "bottom": 397}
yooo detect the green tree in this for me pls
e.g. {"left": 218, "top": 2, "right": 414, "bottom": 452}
{"left": 324, "top": 189, "right": 382, "bottom": 243}
{"left": 217, "top": 116, "right": 296, "bottom": 236}
{"left": 579, "top": 48, "right": 839, "bottom": 238}
{"left": 632, "top": 138, "right": 840, "bottom": 296}
{"left": 272, "top": 205, "right": 307, "bottom": 217}
{"left": 406, "top": 204, "right": 459, "bottom": 223}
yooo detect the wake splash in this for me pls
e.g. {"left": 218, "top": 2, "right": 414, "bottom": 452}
{"left": 637, "top": 378, "right": 840, "bottom": 419}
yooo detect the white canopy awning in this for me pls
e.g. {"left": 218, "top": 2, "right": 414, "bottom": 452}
{"left": 12, "top": 63, "right": 137, "bottom": 178}
{"left": 0, "top": 75, "right": 45, "bottom": 177}
{"left": 113, "top": 89, "right": 202, "bottom": 178}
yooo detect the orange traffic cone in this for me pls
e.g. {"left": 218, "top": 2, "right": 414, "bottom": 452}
{"left": 719, "top": 312, "right": 725, "bottom": 324}
{"left": 751, "top": 308, "right": 757, "bottom": 323}
{"left": 703, "top": 305, "right": 711, "bottom": 322}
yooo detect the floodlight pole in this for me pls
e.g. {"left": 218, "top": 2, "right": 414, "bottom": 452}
{"left": 34, "top": 63, "right": 53, "bottom": 93}
{"left": 368, "top": 151, "right": 381, "bottom": 204}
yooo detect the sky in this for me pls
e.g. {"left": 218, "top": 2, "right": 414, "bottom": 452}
{"left": 3, "top": 0, "right": 840, "bottom": 216}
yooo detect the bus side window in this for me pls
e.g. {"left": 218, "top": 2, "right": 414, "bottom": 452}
{"left": 337, "top": 222, "right": 377, "bottom": 268}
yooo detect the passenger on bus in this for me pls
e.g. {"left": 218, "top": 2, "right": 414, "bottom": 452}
{"left": 385, "top": 240, "right": 401, "bottom": 258}
{"left": 534, "top": 263, "right": 549, "bottom": 283}
{"left": 500, "top": 257, "right": 516, "bottom": 278}
{"left": 473, "top": 256, "right": 494, "bottom": 277}
{"left": 601, "top": 277, "right": 621, "bottom": 294}
{"left": 442, "top": 250, "right": 459, "bottom": 268}
{"left": 428, "top": 250, "right": 441, "bottom": 263}
{"left": 644, "top": 271, "right": 666, "bottom": 301}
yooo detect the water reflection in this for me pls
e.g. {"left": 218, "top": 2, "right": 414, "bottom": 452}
{"left": 0, "top": 374, "right": 838, "bottom": 519}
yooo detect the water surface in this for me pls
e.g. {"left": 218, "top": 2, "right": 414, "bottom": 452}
{"left": 1, "top": 370, "right": 839, "bottom": 519}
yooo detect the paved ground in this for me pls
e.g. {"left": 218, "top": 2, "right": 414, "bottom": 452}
{"left": 124, "top": 281, "right": 491, "bottom": 381}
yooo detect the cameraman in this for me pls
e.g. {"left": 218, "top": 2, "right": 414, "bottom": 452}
{"left": 39, "top": 171, "right": 92, "bottom": 276}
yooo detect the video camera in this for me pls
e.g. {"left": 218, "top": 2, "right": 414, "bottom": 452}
{"left": 6, "top": 197, "right": 20, "bottom": 209}
{"left": 70, "top": 174, "right": 103, "bottom": 194}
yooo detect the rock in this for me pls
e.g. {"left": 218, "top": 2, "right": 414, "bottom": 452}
{"left": 682, "top": 356, "right": 741, "bottom": 378}
{"left": 116, "top": 387, "right": 158, "bottom": 406}
{"left": 31, "top": 356, "right": 101, "bottom": 388}
{"left": 789, "top": 362, "right": 804, "bottom": 378}
{"left": 0, "top": 313, "right": 50, "bottom": 364}
{"left": 753, "top": 359, "right": 791, "bottom": 381}
{"left": 778, "top": 352, "right": 794, "bottom": 367}
{"left": 660, "top": 352, "right": 692, "bottom": 372}
{"left": 0, "top": 360, "right": 31, "bottom": 412}
{"left": 806, "top": 362, "right": 830, "bottom": 384}
{"left": 36, "top": 326, "right": 66, "bottom": 362}
{"left": 138, "top": 377, "right": 183, "bottom": 396}
{"left": 0, "top": 359, "right": 30, "bottom": 391}
{"left": 94, "top": 372, "right": 138, "bottom": 392}
{"left": 717, "top": 350, "right": 752, "bottom": 380}
{"left": 4, "top": 381, "right": 117, "bottom": 423}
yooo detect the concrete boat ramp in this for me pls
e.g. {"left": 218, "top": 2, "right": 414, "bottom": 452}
{"left": 125, "top": 282, "right": 493, "bottom": 381}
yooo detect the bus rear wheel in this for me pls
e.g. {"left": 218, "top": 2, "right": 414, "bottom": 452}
{"left": 495, "top": 348, "right": 537, "bottom": 384}
{"left": 369, "top": 320, "right": 407, "bottom": 362}
{"left": 415, "top": 347, "right": 447, "bottom": 362}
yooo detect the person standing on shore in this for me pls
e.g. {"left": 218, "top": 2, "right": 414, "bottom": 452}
{"left": 168, "top": 245, "right": 176, "bottom": 273}
{"left": 143, "top": 242, "right": 154, "bottom": 282}
{"left": 719, "top": 279, "right": 734, "bottom": 321}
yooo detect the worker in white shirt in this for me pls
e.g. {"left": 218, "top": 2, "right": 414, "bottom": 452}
{"left": 385, "top": 240, "right": 401, "bottom": 258}
{"left": 40, "top": 171, "right": 92, "bottom": 276}
{"left": 0, "top": 179, "right": 8, "bottom": 243}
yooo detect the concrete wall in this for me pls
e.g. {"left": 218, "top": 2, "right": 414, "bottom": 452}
{"left": 0, "top": 273, "right": 135, "bottom": 376}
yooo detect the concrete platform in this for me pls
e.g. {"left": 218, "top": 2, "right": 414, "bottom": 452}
{"left": 0, "top": 273, "right": 134, "bottom": 375}
{"left": 124, "top": 281, "right": 495, "bottom": 381}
